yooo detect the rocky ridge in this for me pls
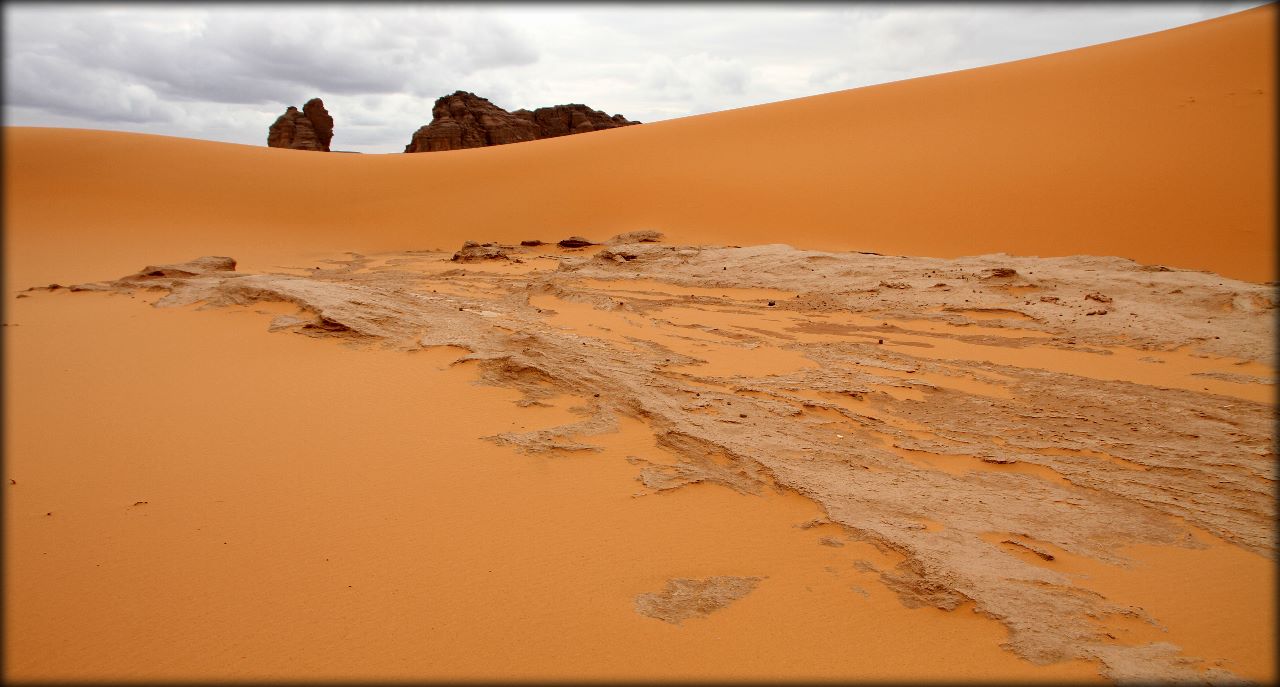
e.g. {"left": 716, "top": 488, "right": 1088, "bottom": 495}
{"left": 403, "top": 91, "right": 638, "bottom": 153}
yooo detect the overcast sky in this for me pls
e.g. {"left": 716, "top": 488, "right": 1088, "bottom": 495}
{"left": 3, "top": 2, "right": 1265, "bottom": 153}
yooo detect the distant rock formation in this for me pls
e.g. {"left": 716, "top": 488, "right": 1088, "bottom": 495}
{"left": 404, "top": 91, "right": 638, "bottom": 153}
{"left": 267, "top": 98, "right": 334, "bottom": 151}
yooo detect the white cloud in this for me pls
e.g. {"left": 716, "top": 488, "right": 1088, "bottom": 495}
{"left": 2, "top": 2, "right": 1267, "bottom": 153}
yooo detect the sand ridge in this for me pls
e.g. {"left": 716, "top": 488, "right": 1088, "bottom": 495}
{"left": 3, "top": 4, "right": 1275, "bottom": 288}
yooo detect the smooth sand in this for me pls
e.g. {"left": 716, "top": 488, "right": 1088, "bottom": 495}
{"left": 4, "top": 4, "right": 1275, "bottom": 683}
{"left": 4, "top": 290, "right": 1104, "bottom": 682}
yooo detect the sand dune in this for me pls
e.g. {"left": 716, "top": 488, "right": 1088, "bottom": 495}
{"left": 4, "top": 5, "right": 1275, "bottom": 684}
{"left": 4, "top": 4, "right": 1274, "bottom": 289}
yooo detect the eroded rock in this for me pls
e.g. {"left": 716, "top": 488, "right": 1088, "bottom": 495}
{"left": 268, "top": 98, "right": 334, "bottom": 151}
{"left": 452, "top": 241, "right": 513, "bottom": 263}
{"left": 557, "top": 236, "right": 594, "bottom": 248}
{"left": 634, "top": 576, "right": 764, "bottom": 625}
{"left": 404, "top": 91, "right": 638, "bottom": 153}
{"left": 607, "top": 230, "right": 664, "bottom": 244}
{"left": 49, "top": 243, "right": 1275, "bottom": 683}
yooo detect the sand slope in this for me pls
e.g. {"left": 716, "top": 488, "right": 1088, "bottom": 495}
{"left": 4, "top": 6, "right": 1276, "bottom": 683}
{"left": 4, "top": 4, "right": 1274, "bottom": 288}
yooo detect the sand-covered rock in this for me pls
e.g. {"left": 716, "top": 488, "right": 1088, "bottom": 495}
{"left": 58, "top": 241, "right": 1274, "bottom": 682}
{"left": 557, "top": 236, "right": 594, "bottom": 248}
{"left": 606, "top": 230, "right": 663, "bottom": 244}
{"left": 634, "top": 576, "right": 764, "bottom": 625}
{"left": 451, "top": 241, "right": 513, "bottom": 263}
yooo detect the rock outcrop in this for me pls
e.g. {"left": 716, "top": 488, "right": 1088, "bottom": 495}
{"left": 557, "top": 236, "right": 594, "bottom": 248}
{"left": 511, "top": 104, "right": 638, "bottom": 139}
{"left": 56, "top": 244, "right": 1275, "bottom": 682}
{"left": 607, "top": 230, "right": 664, "bottom": 244}
{"left": 404, "top": 91, "right": 638, "bottom": 153}
{"left": 268, "top": 98, "right": 334, "bottom": 151}
{"left": 451, "top": 241, "right": 514, "bottom": 263}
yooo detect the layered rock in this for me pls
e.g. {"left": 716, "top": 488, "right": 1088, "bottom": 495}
{"left": 404, "top": 91, "right": 638, "bottom": 153}
{"left": 60, "top": 245, "right": 1275, "bottom": 682}
{"left": 511, "top": 104, "right": 637, "bottom": 139}
{"left": 267, "top": 98, "right": 334, "bottom": 151}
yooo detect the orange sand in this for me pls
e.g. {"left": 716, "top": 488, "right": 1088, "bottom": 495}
{"left": 4, "top": 4, "right": 1276, "bottom": 683}
{"left": 2, "top": 291, "right": 1101, "bottom": 682}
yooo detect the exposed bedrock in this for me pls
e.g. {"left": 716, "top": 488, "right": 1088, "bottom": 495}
{"left": 60, "top": 244, "right": 1275, "bottom": 683}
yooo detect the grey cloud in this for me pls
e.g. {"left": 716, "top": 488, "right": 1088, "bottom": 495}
{"left": 3, "top": 4, "right": 540, "bottom": 112}
{"left": 5, "top": 51, "right": 184, "bottom": 123}
{"left": 3, "top": 2, "right": 1267, "bottom": 154}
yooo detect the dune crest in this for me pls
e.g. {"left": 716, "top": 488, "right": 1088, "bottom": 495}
{"left": 4, "top": 4, "right": 1274, "bottom": 289}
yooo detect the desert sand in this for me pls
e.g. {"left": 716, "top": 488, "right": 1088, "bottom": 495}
{"left": 4, "top": 4, "right": 1275, "bottom": 684}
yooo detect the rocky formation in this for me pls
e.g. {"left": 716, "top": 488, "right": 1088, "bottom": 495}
{"left": 52, "top": 245, "right": 1275, "bottom": 682}
{"left": 267, "top": 98, "right": 334, "bottom": 151}
{"left": 403, "top": 91, "right": 638, "bottom": 153}
{"left": 451, "top": 241, "right": 514, "bottom": 263}
{"left": 557, "top": 236, "right": 595, "bottom": 248}
{"left": 607, "top": 230, "right": 663, "bottom": 244}
{"left": 511, "top": 103, "right": 637, "bottom": 139}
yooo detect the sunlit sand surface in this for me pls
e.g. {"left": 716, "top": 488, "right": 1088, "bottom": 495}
{"left": 4, "top": 4, "right": 1274, "bottom": 683}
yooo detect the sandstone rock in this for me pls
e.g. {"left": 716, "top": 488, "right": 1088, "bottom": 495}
{"left": 128, "top": 256, "right": 237, "bottom": 280}
{"left": 268, "top": 98, "right": 334, "bottom": 151}
{"left": 558, "top": 236, "right": 594, "bottom": 248}
{"left": 512, "top": 103, "right": 638, "bottom": 139}
{"left": 404, "top": 91, "right": 638, "bottom": 153}
{"left": 451, "top": 241, "right": 512, "bottom": 263}
{"left": 606, "top": 230, "right": 664, "bottom": 244}
{"left": 597, "top": 248, "right": 640, "bottom": 263}
{"left": 634, "top": 576, "right": 764, "bottom": 625}
{"left": 982, "top": 267, "right": 1019, "bottom": 279}
{"left": 302, "top": 98, "right": 333, "bottom": 150}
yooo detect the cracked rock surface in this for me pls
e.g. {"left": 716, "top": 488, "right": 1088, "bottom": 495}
{"left": 60, "top": 241, "right": 1275, "bottom": 683}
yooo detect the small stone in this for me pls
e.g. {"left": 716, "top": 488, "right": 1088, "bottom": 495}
{"left": 982, "top": 268, "right": 1018, "bottom": 279}
{"left": 558, "top": 236, "right": 594, "bottom": 248}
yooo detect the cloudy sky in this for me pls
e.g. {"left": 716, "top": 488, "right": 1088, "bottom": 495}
{"left": 3, "top": 2, "right": 1265, "bottom": 153}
